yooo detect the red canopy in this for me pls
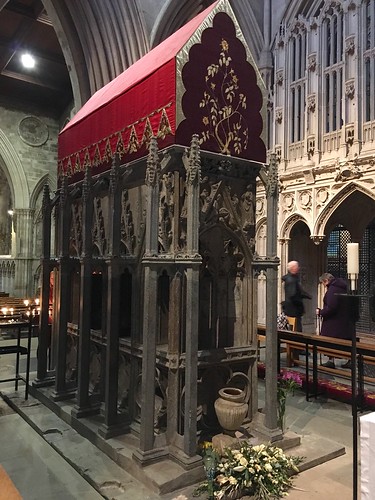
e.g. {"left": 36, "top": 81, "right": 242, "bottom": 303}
{"left": 58, "top": 0, "right": 266, "bottom": 182}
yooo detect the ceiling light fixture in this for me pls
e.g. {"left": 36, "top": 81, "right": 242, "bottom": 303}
{"left": 21, "top": 53, "right": 36, "bottom": 69}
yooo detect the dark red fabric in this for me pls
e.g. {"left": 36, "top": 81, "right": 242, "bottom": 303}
{"left": 58, "top": 60, "right": 176, "bottom": 180}
{"left": 58, "top": 1, "right": 219, "bottom": 180}
{"left": 176, "top": 12, "right": 266, "bottom": 163}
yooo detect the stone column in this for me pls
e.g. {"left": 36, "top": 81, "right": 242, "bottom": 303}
{"left": 73, "top": 167, "right": 100, "bottom": 418}
{"left": 180, "top": 135, "right": 201, "bottom": 464}
{"left": 134, "top": 138, "right": 168, "bottom": 464}
{"left": 166, "top": 270, "right": 182, "bottom": 444}
{"left": 99, "top": 158, "right": 128, "bottom": 438}
{"left": 256, "top": 154, "right": 281, "bottom": 440}
{"left": 34, "top": 184, "right": 54, "bottom": 387}
{"left": 52, "top": 176, "right": 74, "bottom": 401}
{"left": 13, "top": 208, "right": 34, "bottom": 297}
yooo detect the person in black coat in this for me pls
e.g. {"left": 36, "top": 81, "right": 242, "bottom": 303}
{"left": 316, "top": 272, "right": 355, "bottom": 368}
{"left": 281, "top": 260, "right": 312, "bottom": 332}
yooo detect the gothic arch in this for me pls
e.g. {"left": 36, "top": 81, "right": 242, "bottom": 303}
{"left": 279, "top": 213, "right": 310, "bottom": 240}
{"left": 42, "top": 0, "right": 88, "bottom": 109}
{"left": 227, "top": 0, "right": 264, "bottom": 59}
{"left": 151, "top": 0, "right": 212, "bottom": 47}
{"left": 255, "top": 217, "right": 267, "bottom": 256}
{"left": 312, "top": 182, "right": 375, "bottom": 240}
{"left": 255, "top": 216, "right": 267, "bottom": 234}
{"left": 151, "top": 0, "right": 263, "bottom": 59}
{"left": 200, "top": 223, "right": 254, "bottom": 270}
{"left": 0, "top": 129, "right": 29, "bottom": 209}
{"left": 30, "top": 174, "right": 52, "bottom": 211}
{"left": 43, "top": 0, "right": 149, "bottom": 104}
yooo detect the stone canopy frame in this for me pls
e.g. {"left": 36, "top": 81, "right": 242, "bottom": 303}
{"left": 35, "top": 137, "right": 267, "bottom": 468}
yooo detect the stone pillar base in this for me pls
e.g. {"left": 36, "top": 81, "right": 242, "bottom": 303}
{"left": 132, "top": 447, "right": 169, "bottom": 467}
{"left": 168, "top": 446, "right": 202, "bottom": 470}
{"left": 98, "top": 420, "right": 129, "bottom": 439}
{"left": 251, "top": 410, "right": 283, "bottom": 443}
{"left": 32, "top": 376, "right": 55, "bottom": 388}
{"left": 50, "top": 389, "right": 76, "bottom": 402}
{"left": 72, "top": 403, "right": 101, "bottom": 419}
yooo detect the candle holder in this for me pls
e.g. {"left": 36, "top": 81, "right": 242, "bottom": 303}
{"left": 348, "top": 273, "right": 358, "bottom": 295}
{"left": 342, "top": 276, "right": 363, "bottom": 500}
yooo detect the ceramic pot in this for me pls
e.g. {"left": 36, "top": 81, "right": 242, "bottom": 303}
{"left": 214, "top": 387, "right": 248, "bottom": 433}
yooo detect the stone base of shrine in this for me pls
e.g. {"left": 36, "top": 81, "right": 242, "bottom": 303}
{"left": 1, "top": 386, "right": 346, "bottom": 497}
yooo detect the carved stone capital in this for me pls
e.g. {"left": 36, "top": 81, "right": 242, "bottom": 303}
{"left": 310, "top": 235, "right": 325, "bottom": 245}
{"left": 345, "top": 79, "right": 355, "bottom": 100}
{"left": 307, "top": 94, "right": 316, "bottom": 113}
{"left": 275, "top": 108, "right": 283, "bottom": 124}
{"left": 334, "top": 157, "right": 362, "bottom": 182}
{"left": 345, "top": 36, "right": 355, "bottom": 56}
{"left": 308, "top": 53, "right": 317, "bottom": 72}
{"left": 276, "top": 70, "right": 284, "bottom": 86}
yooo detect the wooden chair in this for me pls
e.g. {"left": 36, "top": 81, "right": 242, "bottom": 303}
{"left": 285, "top": 316, "right": 297, "bottom": 365}
{"left": 286, "top": 316, "right": 297, "bottom": 331}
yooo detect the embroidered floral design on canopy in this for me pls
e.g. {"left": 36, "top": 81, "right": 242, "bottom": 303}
{"left": 199, "top": 39, "right": 248, "bottom": 155}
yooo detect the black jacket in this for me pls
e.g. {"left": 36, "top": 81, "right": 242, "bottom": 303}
{"left": 282, "top": 272, "right": 311, "bottom": 317}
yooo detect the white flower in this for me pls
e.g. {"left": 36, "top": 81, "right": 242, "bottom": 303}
{"left": 264, "top": 463, "right": 273, "bottom": 472}
{"left": 232, "top": 465, "right": 246, "bottom": 472}
{"left": 228, "top": 476, "right": 238, "bottom": 485}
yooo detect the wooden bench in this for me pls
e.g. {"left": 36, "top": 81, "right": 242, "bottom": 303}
{"left": 257, "top": 327, "right": 375, "bottom": 403}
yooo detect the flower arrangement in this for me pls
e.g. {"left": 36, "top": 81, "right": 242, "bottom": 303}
{"left": 277, "top": 371, "right": 303, "bottom": 431}
{"left": 194, "top": 442, "right": 302, "bottom": 499}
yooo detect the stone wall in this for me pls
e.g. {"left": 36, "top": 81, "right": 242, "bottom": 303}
{"left": 0, "top": 101, "right": 59, "bottom": 296}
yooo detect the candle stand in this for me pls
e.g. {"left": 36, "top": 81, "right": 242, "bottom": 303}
{"left": 340, "top": 275, "right": 361, "bottom": 500}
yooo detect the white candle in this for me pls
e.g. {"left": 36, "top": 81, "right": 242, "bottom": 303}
{"left": 347, "top": 243, "right": 359, "bottom": 275}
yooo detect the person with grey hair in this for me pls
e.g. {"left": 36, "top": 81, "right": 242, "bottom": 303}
{"left": 316, "top": 272, "right": 355, "bottom": 369}
{"left": 281, "top": 260, "right": 312, "bottom": 332}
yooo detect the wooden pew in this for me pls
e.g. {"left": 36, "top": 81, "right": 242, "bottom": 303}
{"left": 257, "top": 326, "right": 375, "bottom": 384}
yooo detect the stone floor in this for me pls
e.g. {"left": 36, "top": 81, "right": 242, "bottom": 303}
{"left": 0, "top": 335, "right": 365, "bottom": 499}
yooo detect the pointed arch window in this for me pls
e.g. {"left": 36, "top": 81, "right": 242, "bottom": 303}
{"left": 323, "top": 10, "right": 343, "bottom": 132}
{"left": 364, "top": 0, "right": 375, "bottom": 122}
{"left": 288, "top": 29, "right": 306, "bottom": 143}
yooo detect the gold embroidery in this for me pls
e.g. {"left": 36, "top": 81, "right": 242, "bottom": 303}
{"left": 103, "top": 138, "right": 113, "bottom": 163}
{"left": 199, "top": 39, "right": 248, "bottom": 155}
{"left": 141, "top": 117, "right": 154, "bottom": 148}
{"left": 60, "top": 104, "right": 173, "bottom": 177}
{"left": 93, "top": 144, "right": 101, "bottom": 167}
{"left": 66, "top": 158, "right": 73, "bottom": 177}
{"left": 116, "top": 133, "right": 127, "bottom": 158}
{"left": 128, "top": 126, "right": 139, "bottom": 154}
{"left": 157, "top": 108, "right": 172, "bottom": 140}
{"left": 74, "top": 153, "right": 81, "bottom": 173}
{"left": 83, "top": 149, "right": 91, "bottom": 169}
